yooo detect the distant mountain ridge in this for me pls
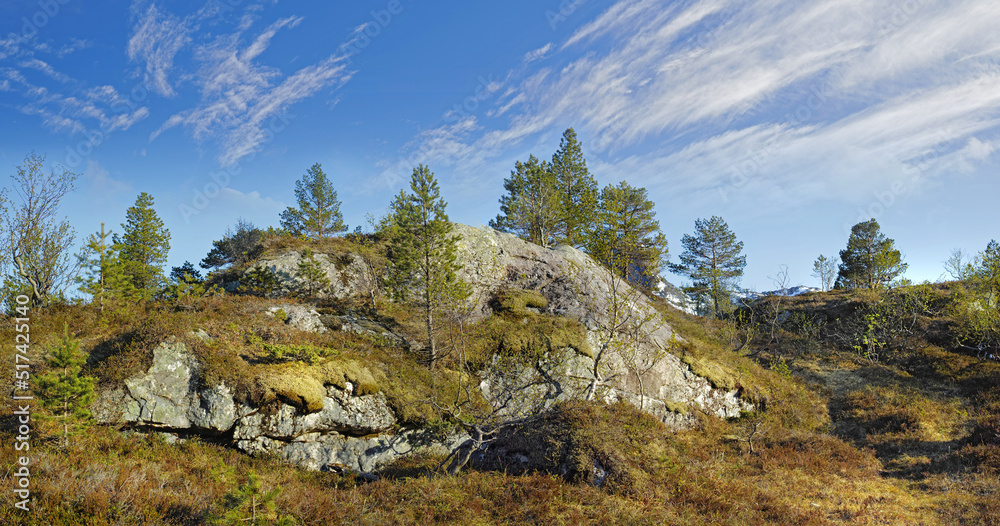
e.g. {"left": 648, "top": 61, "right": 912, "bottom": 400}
{"left": 735, "top": 285, "right": 821, "bottom": 301}
{"left": 655, "top": 280, "right": 821, "bottom": 317}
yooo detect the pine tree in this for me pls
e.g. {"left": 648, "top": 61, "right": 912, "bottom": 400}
{"left": 201, "top": 219, "right": 263, "bottom": 270}
{"left": 812, "top": 254, "right": 837, "bottom": 292}
{"left": 241, "top": 265, "right": 281, "bottom": 296}
{"left": 170, "top": 261, "right": 203, "bottom": 284}
{"left": 979, "top": 240, "right": 1000, "bottom": 294}
{"left": 76, "top": 223, "right": 134, "bottom": 310}
{"left": 550, "top": 128, "right": 598, "bottom": 248}
{"left": 388, "top": 164, "right": 469, "bottom": 367}
{"left": 296, "top": 248, "right": 330, "bottom": 297}
{"left": 488, "top": 155, "right": 561, "bottom": 247}
{"left": 207, "top": 470, "right": 296, "bottom": 525}
{"left": 836, "top": 219, "right": 907, "bottom": 289}
{"left": 586, "top": 181, "right": 667, "bottom": 287}
{"left": 37, "top": 324, "right": 96, "bottom": 448}
{"left": 279, "top": 163, "right": 347, "bottom": 238}
{"left": 670, "top": 216, "right": 747, "bottom": 317}
{"left": 165, "top": 260, "right": 215, "bottom": 309}
{"left": 116, "top": 192, "right": 171, "bottom": 295}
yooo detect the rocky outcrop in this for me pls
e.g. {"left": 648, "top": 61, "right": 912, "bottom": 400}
{"left": 97, "top": 224, "right": 754, "bottom": 475}
{"left": 232, "top": 384, "right": 462, "bottom": 473}
{"left": 244, "top": 225, "right": 749, "bottom": 423}
{"left": 98, "top": 342, "right": 454, "bottom": 474}
{"left": 479, "top": 347, "right": 746, "bottom": 432}
{"left": 96, "top": 340, "right": 246, "bottom": 433}
{"left": 320, "top": 314, "right": 407, "bottom": 347}
{"left": 451, "top": 224, "right": 749, "bottom": 423}
{"left": 266, "top": 305, "right": 328, "bottom": 333}
{"left": 243, "top": 250, "right": 375, "bottom": 299}
{"left": 234, "top": 385, "right": 396, "bottom": 440}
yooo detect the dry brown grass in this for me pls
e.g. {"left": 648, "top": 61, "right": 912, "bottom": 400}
{"left": 2, "top": 278, "right": 999, "bottom": 524}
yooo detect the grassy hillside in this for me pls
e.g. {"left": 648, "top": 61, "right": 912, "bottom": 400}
{"left": 2, "top": 252, "right": 998, "bottom": 524}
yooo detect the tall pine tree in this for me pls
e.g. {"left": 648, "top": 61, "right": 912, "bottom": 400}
{"left": 76, "top": 223, "right": 134, "bottom": 310}
{"left": 836, "top": 219, "right": 907, "bottom": 289}
{"left": 586, "top": 181, "right": 667, "bottom": 287}
{"left": 488, "top": 155, "right": 561, "bottom": 247}
{"left": 670, "top": 216, "right": 746, "bottom": 317}
{"left": 279, "top": 163, "right": 347, "bottom": 238}
{"left": 388, "top": 165, "right": 469, "bottom": 367}
{"left": 116, "top": 192, "right": 171, "bottom": 295}
{"left": 550, "top": 128, "right": 598, "bottom": 248}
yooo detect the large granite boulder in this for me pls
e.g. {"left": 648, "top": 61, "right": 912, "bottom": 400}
{"left": 452, "top": 224, "right": 749, "bottom": 423}
{"left": 96, "top": 340, "right": 243, "bottom": 433}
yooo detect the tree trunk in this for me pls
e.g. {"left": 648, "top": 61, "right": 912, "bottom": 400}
{"left": 424, "top": 249, "right": 436, "bottom": 368}
{"left": 12, "top": 253, "right": 44, "bottom": 307}
{"left": 446, "top": 426, "right": 484, "bottom": 475}
{"left": 635, "top": 370, "right": 645, "bottom": 411}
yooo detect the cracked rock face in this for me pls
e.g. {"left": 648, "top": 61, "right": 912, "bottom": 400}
{"left": 99, "top": 342, "right": 454, "bottom": 474}
{"left": 110, "top": 341, "right": 241, "bottom": 433}
{"left": 237, "top": 429, "right": 465, "bottom": 473}
{"left": 234, "top": 386, "right": 396, "bottom": 441}
{"left": 479, "top": 347, "right": 747, "bottom": 431}
{"left": 452, "top": 224, "right": 750, "bottom": 424}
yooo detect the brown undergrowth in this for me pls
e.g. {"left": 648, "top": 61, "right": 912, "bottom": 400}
{"left": 2, "top": 280, "right": 998, "bottom": 524}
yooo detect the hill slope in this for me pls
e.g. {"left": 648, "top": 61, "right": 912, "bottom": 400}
{"left": 2, "top": 233, "right": 998, "bottom": 524}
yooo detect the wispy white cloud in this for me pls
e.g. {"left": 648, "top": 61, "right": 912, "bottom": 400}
{"left": 390, "top": 0, "right": 1000, "bottom": 216}
{"left": 127, "top": 2, "right": 193, "bottom": 97}
{"left": 961, "top": 137, "right": 996, "bottom": 162}
{"left": 523, "top": 43, "right": 553, "bottom": 64}
{"left": 152, "top": 12, "right": 352, "bottom": 166}
{"left": 216, "top": 187, "right": 285, "bottom": 214}
{"left": 56, "top": 38, "right": 91, "bottom": 57}
{"left": 18, "top": 81, "right": 151, "bottom": 136}
{"left": 19, "top": 58, "right": 72, "bottom": 83}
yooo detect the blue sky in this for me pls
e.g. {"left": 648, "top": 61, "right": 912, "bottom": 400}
{"left": 2, "top": 0, "right": 999, "bottom": 292}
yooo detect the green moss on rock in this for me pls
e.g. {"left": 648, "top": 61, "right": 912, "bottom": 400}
{"left": 495, "top": 289, "right": 549, "bottom": 317}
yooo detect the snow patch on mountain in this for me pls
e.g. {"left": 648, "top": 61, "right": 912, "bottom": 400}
{"left": 734, "top": 286, "right": 821, "bottom": 302}
{"left": 654, "top": 279, "right": 698, "bottom": 315}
